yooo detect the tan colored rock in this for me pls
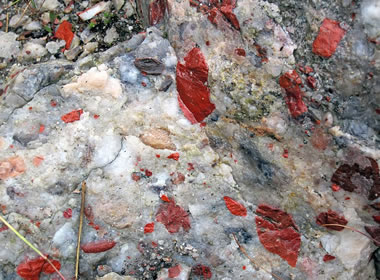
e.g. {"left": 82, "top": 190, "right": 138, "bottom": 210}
{"left": 97, "top": 272, "right": 137, "bottom": 280}
{"left": 140, "top": 128, "right": 176, "bottom": 150}
{"left": 0, "top": 156, "right": 26, "bottom": 180}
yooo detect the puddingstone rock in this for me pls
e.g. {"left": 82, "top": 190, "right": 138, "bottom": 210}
{"left": 0, "top": 0, "right": 379, "bottom": 279}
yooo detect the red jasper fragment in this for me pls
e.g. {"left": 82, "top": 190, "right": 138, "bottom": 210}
{"left": 282, "top": 149, "right": 289, "bottom": 158}
{"left": 156, "top": 200, "right": 191, "bottom": 233}
{"left": 160, "top": 194, "right": 171, "bottom": 202}
{"left": 279, "top": 70, "right": 308, "bottom": 118}
{"left": 81, "top": 240, "right": 116, "bottom": 253}
{"left": 38, "top": 125, "right": 45, "bottom": 134}
{"left": 145, "top": 169, "right": 153, "bottom": 177}
{"left": 144, "top": 222, "right": 155, "bottom": 234}
{"left": 0, "top": 225, "right": 8, "bottom": 232}
{"left": 316, "top": 210, "right": 348, "bottom": 231}
{"left": 61, "top": 109, "right": 83, "bottom": 123}
{"left": 220, "top": 0, "right": 240, "bottom": 30}
{"left": 168, "top": 264, "right": 182, "bottom": 278}
{"left": 149, "top": 0, "right": 166, "bottom": 25}
{"left": 54, "top": 20, "right": 74, "bottom": 50}
{"left": 171, "top": 172, "right": 185, "bottom": 185}
{"left": 167, "top": 152, "right": 180, "bottom": 161}
{"left": 373, "top": 216, "right": 380, "bottom": 224}
{"left": 331, "top": 158, "right": 380, "bottom": 200}
{"left": 192, "top": 264, "right": 212, "bottom": 279}
{"left": 312, "top": 18, "right": 346, "bottom": 58}
{"left": 223, "top": 196, "right": 247, "bottom": 216}
{"left": 331, "top": 184, "right": 341, "bottom": 192}
{"left": 32, "top": 156, "right": 44, "bottom": 167}
{"left": 132, "top": 172, "right": 141, "bottom": 181}
{"left": 255, "top": 204, "right": 301, "bottom": 267}
{"left": 176, "top": 48, "right": 215, "bottom": 123}
{"left": 17, "top": 256, "right": 44, "bottom": 279}
{"left": 63, "top": 208, "right": 72, "bottom": 219}
{"left": 235, "top": 48, "right": 246, "bottom": 57}
{"left": 323, "top": 254, "right": 336, "bottom": 262}
{"left": 307, "top": 76, "right": 317, "bottom": 89}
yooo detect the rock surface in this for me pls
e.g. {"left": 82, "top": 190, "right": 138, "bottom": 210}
{"left": 0, "top": 0, "right": 379, "bottom": 279}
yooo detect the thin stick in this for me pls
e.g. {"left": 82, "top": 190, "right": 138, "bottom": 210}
{"left": 14, "top": 0, "right": 31, "bottom": 28}
{"left": 232, "top": 234, "right": 284, "bottom": 280}
{"left": 321, "top": 224, "right": 378, "bottom": 243}
{"left": 6, "top": 13, "right": 9, "bottom": 32}
{"left": 0, "top": 215, "right": 66, "bottom": 280}
{"left": 75, "top": 181, "right": 86, "bottom": 280}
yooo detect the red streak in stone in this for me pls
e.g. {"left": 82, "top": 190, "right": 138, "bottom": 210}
{"left": 144, "top": 222, "right": 155, "bottom": 234}
{"left": 223, "top": 196, "right": 247, "bottom": 216}
{"left": 63, "top": 208, "right": 72, "bottom": 219}
{"left": 255, "top": 204, "right": 301, "bottom": 267}
{"left": 54, "top": 20, "right": 74, "bottom": 50}
{"left": 279, "top": 70, "right": 308, "bottom": 118}
{"left": 312, "top": 18, "right": 346, "bottom": 58}
{"left": 156, "top": 200, "right": 191, "bottom": 233}
{"left": 81, "top": 240, "right": 116, "bottom": 253}
{"left": 61, "top": 109, "right": 83, "bottom": 123}
{"left": 316, "top": 210, "right": 348, "bottom": 231}
{"left": 176, "top": 48, "right": 215, "bottom": 123}
{"left": 167, "top": 152, "right": 180, "bottom": 161}
{"left": 149, "top": 0, "right": 166, "bottom": 25}
{"left": 192, "top": 264, "right": 212, "bottom": 279}
{"left": 323, "top": 254, "right": 335, "bottom": 262}
{"left": 168, "top": 264, "right": 181, "bottom": 278}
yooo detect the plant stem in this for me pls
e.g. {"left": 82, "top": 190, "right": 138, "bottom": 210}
{"left": 75, "top": 181, "right": 86, "bottom": 280}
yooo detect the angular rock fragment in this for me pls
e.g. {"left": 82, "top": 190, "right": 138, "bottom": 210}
{"left": 54, "top": 20, "right": 74, "bottom": 50}
{"left": 156, "top": 199, "right": 191, "bottom": 233}
{"left": 176, "top": 48, "right": 215, "bottom": 123}
{"left": 0, "top": 156, "right": 26, "bottom": 180}
{"left": 81, "top": 240, "right": 116, "bottom": 253}
{"left": 140, "top": 128, "right": 176, "bottom": 150}
{"left": 316, "top": 210, "right": 348, "bottom": 231}
{"left": 312, "top": 18, "right": 346, "bottom": 58}
{"left": 159, "top": 75, "right": 173, "bottom": 91}
{"left": 223, "top": 196, "right": 247, "bottom": 216}
{"left": 134, "top": 57, "right": 165, "bottom": 75}
{"left": 279, "top": 70, "right": 308, "bottom": 118}
{"left": 255, "top": 204, "right": 301, "bottom": 267}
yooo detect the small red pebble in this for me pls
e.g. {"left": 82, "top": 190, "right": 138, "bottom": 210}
{"left": 242, "top": 265, "right": 246, "bottom": 270}
{"left": 144, "top": 222, "right": 155, "bottom": 234}
{"left": 28, "top": 107, "right": 32, "bottom": 110}
{"left": 235, "top": 48, "right": 246, "bottom": 57}
{"left": 50, "top": 100, "right": 57, "bottom": 107}
{"left": 81, "top": 240, "right": 116, "bottom": 253}
{"left": 168, "top": 264, "right": 182, "bottom": 278}
{"left": 200, "top": 122, "right": 207, "bottom": 127}
{"left": 345, "top": 197, "right": 350, "bottom": 200}
{"left": 156, "top": 154, "right": 161, "bottom": 158}
{"left": 206, "top": 41, "right": 210, "bottom": 46}
{"left": 9, "top": 145, "right": 14, "bottom": 149}
{"left": 312, "top": 18, "right": 346, "bottom": 58}
{"left": 141, "top": 82, "right": 147, "bottom": 87}
{"left": 323, "top": 254, "right": 336, "bottom": 262}
{"left": 283, "top": 149, "right": 289, "bottom": 158}
{"left": 0, "top": 225, "right": 8, "bottom": 232}
{"left": 307, "top": 76, "right": 317, "bottom": 89}
{"left": 373, "top": 216, "right": 380, "bottom": 224}
{"left": 63, "top": 208, "right": 72, "bottom": 219}
{"left": 145, "top": 169, "right": 153, "bottom": 177}
{"left": 187, "top": 163, "right": 195, "bottom": 171}
{"left": 167, "top": 152, "right": 180, "bottom": 161}
{"left": 223, "top": 196, "right": 247, "bottom": 217}
{"left": 61, "top": 109, "right": 83, "bottom": 123}
{"left": 160, "top": 194, "right": 171, "bottom": 202}
{"left": 325, "top": 96, "right": 331, "bottom": 102}
{"left": 331, "top": 184, "right": 340, "bottom": 192}
{"left": 151, "top": 241, "right": 158, "bottom": 247}
{"left": 39, "top": 124, "right": 45, "bottom": 133}
{"left": 131, "top": 172, "right": 141, "bottom": 181}
{"left": 54, "top": 20, "right": 74, "bottom": 50}
{"left": 315, "top": 120, "right": 321, "bottom": 125}
{"left": 93, "top": 114, "right": 100, "bottom": 119}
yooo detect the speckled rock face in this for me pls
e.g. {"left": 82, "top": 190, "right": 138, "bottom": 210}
{"left": 0, "top": 0, "right": 379, "bottom": 279}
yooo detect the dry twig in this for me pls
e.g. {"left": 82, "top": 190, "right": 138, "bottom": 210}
{"left": 75, "top": 181, "right": 87, "bottom": 280}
